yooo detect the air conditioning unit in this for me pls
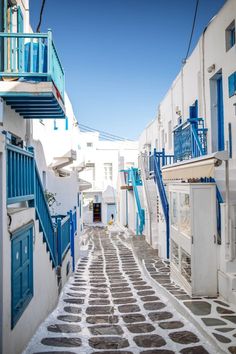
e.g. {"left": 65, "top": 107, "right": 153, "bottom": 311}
{"left": 8, "top": 0, "right": 17, "bottom": 6}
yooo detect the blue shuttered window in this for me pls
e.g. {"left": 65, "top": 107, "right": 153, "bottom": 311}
{"left": 11, "top": 224, "right": 33, "bottom": 328}
{"left": 228, "top": 72, "right": 236, "bottom": 97}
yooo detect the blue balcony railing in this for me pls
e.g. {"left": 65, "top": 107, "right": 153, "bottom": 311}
{"left": 173, "top": 118, "right": 207, "bottom": 162}
{"left": 0, "top": 30, "right": 64, "bottom": 101}
{"left": 7, "top": 144, "right": 34, "bottom": 204}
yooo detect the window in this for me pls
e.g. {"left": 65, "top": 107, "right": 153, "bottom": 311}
{"left": 104, "top": 163, "right": 113, "bottom": 180}
{"left": 11, "top": 224, "right": 33, "bottom": 328}
{"left": 42, "top": 171, "right": 47, "bottom": 189}
{"left": 87, "top": 142, "right": 93, "bottom": 147}
{"left": 225, "top": 20, "right": 235, "bottom": 51}
{"left": 228, "top": 71, "right": 236, "bottom": 97}
{"left": 161, "top": 129, "right": 165, "bottom": 148}
{"left": 168, "top": 121, "right": 172, "bottom": 149}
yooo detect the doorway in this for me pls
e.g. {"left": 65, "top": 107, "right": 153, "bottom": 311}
{"left": 217, "top": 75, "right": 224, "bottom": 151}
{"left": 210, "top": 72, "right": 225, "bottom": 152}
{"left": 93, "top": 203, "right": 101, "bottom": 222}
{"left": 107, "top": 203, "right": 116, "bottom": 223}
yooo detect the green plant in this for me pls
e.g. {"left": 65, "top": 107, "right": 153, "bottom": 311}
{"left": 44, "top": 190, "right": 57, "bottom": 208}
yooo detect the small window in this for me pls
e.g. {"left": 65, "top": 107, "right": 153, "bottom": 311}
{"left": 225, "top": 20, "right": 235, "bottom": 51}
{"left": 168, "top": 121, "right": 172, "bottom": 149}
{"left": 228, "top": 72, "right": 236, "bottom": 97}
{"left": 42, "top": 171, "right": 47, "bottom": 189}
{"left": 161, "top": 129, "right": 165, "bottom": 148}
{"left": 11, "top": 224, "right": 33, "bottom": 328}
{"left": 87, "top": 142, "right": 93, "bottom": 147}
{"left": 104, "top": 163, "right": 113, "bottom": 180}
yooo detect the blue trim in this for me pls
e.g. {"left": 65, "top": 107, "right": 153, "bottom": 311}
{"left": 65, "top": 117, "right": 68, "bottom": 130}
{"left": 217, "top": 76, "right": 225, "bottom": 151}
{"left": 229, "top": 123, "right": 232, "bottom": 158}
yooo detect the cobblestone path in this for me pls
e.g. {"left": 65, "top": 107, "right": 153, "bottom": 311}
{"left": 24, "top": 228, "right": 222, "bottom": 354}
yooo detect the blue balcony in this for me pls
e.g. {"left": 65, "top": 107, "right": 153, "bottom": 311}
{"left": 173, "top": 118, "right": 207, "bottom": 162}
{"left": 0, "top": 30, "right": 65, "bottom": 119}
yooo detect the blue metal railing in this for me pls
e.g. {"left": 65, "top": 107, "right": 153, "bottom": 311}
{"left": 7, "top": 144, "right": 34, "bottom": 204}
{"left": 149, "top": 148, "right": 174, "bottom": 173}
{"left": 6, "top": 143, "right": 78, "bottom": 268}
{"left": 57, "top": 208, "right": 77, "bottom": 267}
{"left": 173, "top": 118, "right": 207, "bottom": 162}
{"left": 153, "top": 149, "right": 170, "bottom": 258}
{"left": 34, "top": 165, "right": 57, "bottom": 267}
{"left": 129, "top": 167, "right": 145, "bottom": 235}
{"left": 0, "top": 31, "right": 64, "bottom": 100}
{"left": 57, "top": 215, "right": 70, "bottom": 265}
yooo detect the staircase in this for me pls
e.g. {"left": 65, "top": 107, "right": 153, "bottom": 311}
{"left": 139, "top": 153, "right": 159, "bottom": 248}
{"left": 7, "top": 144, "right": 58, "bottom": 268}
{"left": 127, "top": 168, "right": 145, "bottom": 235}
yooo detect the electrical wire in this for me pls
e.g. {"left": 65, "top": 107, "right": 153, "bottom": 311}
{"left": 183, "top": 0, "right": 200, "bottom": 63}
{"left": 78, "top": 123, "right": 132, "bottom": 141}
{"left": 36, "top": 0, "right": 46, "bottom": 33}
{"left": 79, "top": 123, "right": 130, "bottom": 140}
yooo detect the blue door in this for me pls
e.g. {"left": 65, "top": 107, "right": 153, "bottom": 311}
{"left": 11, "top": 224, "right": 33, "bottom": 328}
{"left": 217, "top": 76, "right": 225, "bottom": 151}
{"left": 107, "top": 203, "right": 116, "bottom": 223}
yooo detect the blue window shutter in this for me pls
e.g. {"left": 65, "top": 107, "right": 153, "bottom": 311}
{"left": 11, "top": 224, "right": 33, "bottom": 328}
{"left": 228, "top": 73, "right": 235, "bottom": 97}
{"left": 65, "top": 117, "right": 68, "bottom": 130}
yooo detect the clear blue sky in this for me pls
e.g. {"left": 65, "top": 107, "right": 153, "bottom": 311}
{"left": 30, "top": 0, "right": 226, "bottom": 140}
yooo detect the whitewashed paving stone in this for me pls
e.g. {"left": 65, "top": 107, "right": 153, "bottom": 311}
{"left": 47, "top": 324, "right": 81, "bottom": 333}
{"left": 89, "top": 336, "right": 129, "bottom": 349}
{"left": 23, "top": 228, "right": 221, "bottom": 354}
{"left": 133, "top": 334, "right": 166, "bottom": 348}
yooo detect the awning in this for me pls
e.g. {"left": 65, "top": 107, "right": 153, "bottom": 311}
{"left": 162, "top": 151, "right": 228, "bottom": 181}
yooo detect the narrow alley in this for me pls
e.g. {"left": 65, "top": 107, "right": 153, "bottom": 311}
{"left": 23, "top": 227, "right": 225, "bottom": 354}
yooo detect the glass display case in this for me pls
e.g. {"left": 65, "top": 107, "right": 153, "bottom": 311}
{"left": 179, "top": 193, "right": 191, "bottom": 236}
{"left": 169, "top": 183, "right": 217, "bottom": 297}
{"left": 170, "top": 192, "right": 178, "bottom": 229}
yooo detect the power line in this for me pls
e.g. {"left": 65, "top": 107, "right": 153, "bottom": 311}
{"left": 183, "top": 0, "right": 200, "bottom": 63}
{"left": 36, "top": 0, "right": 46, "bottom": 33}
{"left": 78, "top": 123, "right": 133, "bottom": 141}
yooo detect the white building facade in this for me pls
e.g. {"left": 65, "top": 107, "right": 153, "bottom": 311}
{"left": 121, "top": 0, "right": 236, "bottom": 304}
{"left": 0, "top": 1, "right": 83, "bottom": 354}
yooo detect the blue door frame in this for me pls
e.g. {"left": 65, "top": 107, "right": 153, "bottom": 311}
{"left": 217, "top": 76, "right": 225, "bottom": 151}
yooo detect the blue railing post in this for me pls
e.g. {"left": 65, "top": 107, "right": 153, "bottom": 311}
{"left": 162, "top": 148, "right": 165, "bottom": 167}
{"left": 153, "top": 152, "right": 170, "bottom": 259}
{"left": 47, "top": 29, "right": 52, "bottom": 82}
{"left": 57, "top": 218, "right": 62, "bottom": 266}
{"left": 69, "top": 210, "right": 75, "bottom": 272}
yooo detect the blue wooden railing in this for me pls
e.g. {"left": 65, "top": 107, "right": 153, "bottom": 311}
{"left": 128, "top": 168, "right": 145, "bottom": 235}
{"left": 173, "top": 118, "right": 207, "bottom": 162}
{"left": 0, "top": 31, "right": 64, "bottom": 100}
{"left": 6, "top": 144, "right": 78, "bottom": 268}
{"left": 152, "top": 149, "right": 170, "bottom": 258}
{"left": 7, "top": 144, "right": 34, "bottom": 204}
{"left": 34, "top": 165, "right": 57, "bottom": 267}
{"left": 56, "top": 208, "right": 77, "bottom": 268}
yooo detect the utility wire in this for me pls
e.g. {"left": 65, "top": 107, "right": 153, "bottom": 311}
{"left": 79, "top": 123, "right": 129, "bottom": 140}
{"left": 183, "top": 0, "right": 199, "bottom": 63}
{"left": 36, "top": 0, "right": 46, "bottom": 33}
{"left": 79, "top": 126, "right": 118, "bottom": 141}
{"left": 78, "top": 123, "right": 132, "bottom": 141}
